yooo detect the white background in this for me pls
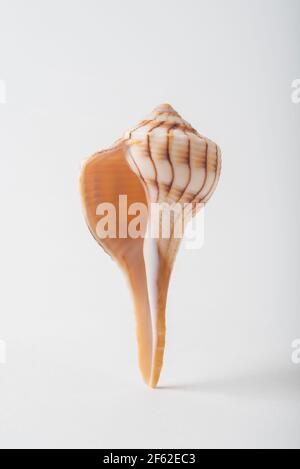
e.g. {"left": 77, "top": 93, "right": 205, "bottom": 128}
{"left": 0, "top": 0, "right": 299, "bottom": 449}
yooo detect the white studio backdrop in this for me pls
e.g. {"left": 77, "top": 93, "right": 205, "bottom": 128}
{"left": 0, "top": 0, "right": 299, "bottom": 449}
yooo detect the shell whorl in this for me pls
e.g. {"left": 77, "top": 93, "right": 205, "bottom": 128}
{"left": 124, "top": 104, "right": 221, "bottom": 207}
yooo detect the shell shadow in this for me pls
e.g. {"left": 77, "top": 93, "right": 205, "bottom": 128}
{"left": 158, "top": 368, "right": 300, "bottom": 401}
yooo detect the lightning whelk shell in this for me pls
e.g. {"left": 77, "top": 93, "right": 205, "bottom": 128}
{"left": 80, "top": 104, "right": 221, "bottom": 387}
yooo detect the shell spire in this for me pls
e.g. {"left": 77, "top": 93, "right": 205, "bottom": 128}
{"left": 80, "top": 104, "right": 221, "bottom": 387}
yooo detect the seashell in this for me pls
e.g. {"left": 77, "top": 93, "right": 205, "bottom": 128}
{"left": 80, "top": 104, "right": 221, "bottom": 388}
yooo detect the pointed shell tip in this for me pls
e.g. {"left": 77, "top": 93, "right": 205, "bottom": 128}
{"left": 152, "top": 103, "right": 176, "bottom": 114}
